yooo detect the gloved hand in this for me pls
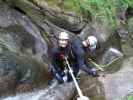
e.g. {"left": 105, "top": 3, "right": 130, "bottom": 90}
{"left": 90, "top": 68, "right": 99, "bottom": 77}
{"left": 55, "top": 73, "right": 63, "bottom": 81}
{"left": 63, "top": 75, "right": 68, "bottom": 82}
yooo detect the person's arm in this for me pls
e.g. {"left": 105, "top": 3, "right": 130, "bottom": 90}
{"left": 50, "top": 47, "right": 66, "bottom": 82}
{"left": 51, "top": 57, "right": 65, "bottom": 82}
{"left": 76, "top": 48, "right": 92, "bottom": 74}
{"left": 51, "top": 47, "right": 62, "bottom": 73}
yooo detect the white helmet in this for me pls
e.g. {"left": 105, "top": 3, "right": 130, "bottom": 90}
{"left": 59, "top": 32, "right": 69, "bottom": 40}
{"left": 58, "top": 32, "right": 69, "bottom": 48}
{"left": 87, "top": 36, "right": 97, "bottom": 50}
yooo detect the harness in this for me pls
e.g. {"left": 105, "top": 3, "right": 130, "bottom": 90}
{"left": 58, "top": 44, "right": 76, "bottom": 71}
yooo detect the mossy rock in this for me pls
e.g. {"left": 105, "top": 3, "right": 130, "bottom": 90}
{"left": 0, "top": 51, "right": 50, "bottom": 96}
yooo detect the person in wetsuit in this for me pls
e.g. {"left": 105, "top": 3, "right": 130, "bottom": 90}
{"left": 50, "top": 32, "right": 78, "bottom": 83}
{"left": 50, "top": 32, "right": 98, "bottom": 84}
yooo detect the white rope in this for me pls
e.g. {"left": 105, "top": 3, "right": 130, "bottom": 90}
{"left": 89, "top": 56, "right": 122, "bottom": 71}
{"left": 65, "top": 57, "right": 89, "bottom": 100}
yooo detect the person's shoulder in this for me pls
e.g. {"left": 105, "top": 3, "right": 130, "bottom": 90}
{"left": 71, "top": 37, "right": 84, "bottom": 53}
{"left": 71, "top": 36, "right": 82, "bottom": 45}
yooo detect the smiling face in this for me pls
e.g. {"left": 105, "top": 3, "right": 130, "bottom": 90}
{"left": 58, "top": 39, "right": 69, "bottom": 48}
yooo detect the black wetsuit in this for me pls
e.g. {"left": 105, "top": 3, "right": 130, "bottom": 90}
{"left": 71, "top": 38, "right": 94, "bottom": 75}
{"left": 50, "top": 44, "right": 79, "bottom": 83}
{"left": 50, "top": 38, "right": 97, "bottom": 83}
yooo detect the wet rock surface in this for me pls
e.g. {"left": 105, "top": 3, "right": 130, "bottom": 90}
{"left": 2, "top": 82, "right": 75, "bottom": 100}
{"left": 19, "top": 0, "right": 86, "bottom": 32}
{"left": 98, "top": 57, "right": 133, "bottom": 100}
{"left": 0, "top": 2, "right": 47, "bottom": 57}
{"left": 0, "top": 52, "right": 50, "bottom": 96}
{"left": 121, "top": 17, "right": 133, "bottom": 57}
{"left": 0, "top": 26, "right": 35, "bottom": 54}
{"left": 77, "top": 73, "right": 106, "bottom": 100}
{"left": 0, "top": 0, "right": 132, "bottom": 100}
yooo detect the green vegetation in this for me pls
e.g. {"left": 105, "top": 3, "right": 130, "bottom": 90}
{"left": 127, "top": 95, "right": 133, "bottom": 100}
{"left": 71, "top": 0, "right": 133, "bottom": 29}
{"left": 32, "top": 0, "right": 76, "bottom": 11}
{"left": 32, "top": 0, "right": 133, "bottom": 30}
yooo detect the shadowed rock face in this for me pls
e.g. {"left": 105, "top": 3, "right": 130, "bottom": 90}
{"left": 0, "top": 2, "right": 59, "bottom": 97}
{"left": 0, "top": 5, "right": 51, "bottom": 96}
{"left": 0, "top": 26, "right": 35, "bottom": 54}
{"left": 0, "top": 2, "right": 47, "bottom": 58}
{"left": 0, "top": 52, "right": 50, "bottom": 96}
{"left": 0, "top": 1, "right": 132, "bottom": 100}
{"left": 120, "top": 17, "right": 133, "bottom": 57}
{"left": 94, "top": 47, "right": 123, "bottom": 74}
{"left": 77, "top": 73, "right": 106, "bottom": 100}
{"left": 11, "top": 0, "right": 86, "bottom": 32}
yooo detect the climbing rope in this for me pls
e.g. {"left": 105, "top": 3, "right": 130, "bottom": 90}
{"left": 88, "top": 56, "right": 122, "bottom": 72}
{"left": 65, "top": 56, "right": 90, "bottom": 100}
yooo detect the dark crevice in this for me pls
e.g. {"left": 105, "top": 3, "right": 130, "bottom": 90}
{"left": 1, "top": 0, "right": 7, "bottom": 2}
{"left": 12, "top": 6, "right": 26, "bottom": 15}
{"left": 71, "top": 29, "right": 82, "bottom": 34}
{"left": 126, "top": 7, "right": 133, "bottom": 19}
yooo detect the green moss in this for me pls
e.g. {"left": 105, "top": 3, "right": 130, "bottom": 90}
{"left": 43, "top": 0, "right": 76, "bottom": 12}
{"left": 71, "top": 0, "right": 133, "bottom": 29}
{"left": 32, "top": 0, "right": 133, "bottom": 30}
{"left": 45, "top": 0, "right": 57, "bottom": 6}
{"left": 63, "top": 0, "right": 76, "bottom": 11}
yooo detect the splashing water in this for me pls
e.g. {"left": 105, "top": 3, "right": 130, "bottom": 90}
{"left": 2, "top": 81, "right": 58, "bottom": 100}
{"left": 2, "top": 81, "right": 75, "bottom": 100}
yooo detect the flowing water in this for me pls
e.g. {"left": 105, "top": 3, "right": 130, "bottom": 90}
{"left": 2, "top": 81, "right": 75, "bottom": 100}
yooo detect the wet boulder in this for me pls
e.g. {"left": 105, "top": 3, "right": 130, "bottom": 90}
{"left": 44, "top": 10, "right": 86, "bottom": 32}
{"left": 98, "top": 57, "right": 133, "bottom": 100}
{"left": 128, "top": 17, "right": 133, "bottom": 48}
{"left": 8, "top": 0, "right": 86, "bottom": 32}
{"left": 0, "top": 2, "right": 52, "bottom": 97}
{"left": 121, "top": 17, "right": 133, "bottom": 57}
{"left": 0, "top": 2, "right": 47, "bottom": 58}
{"left": 77, "top": 73, "right": 106, "bottom": 100}
{"left": 2, "top": 0, "right": 79, "bottom": 47}
{"left": 99, "top": 48, "right": 123, "bottom": 73}
{"left": 0, "top": 52, "right": 50, "bottom": 96}
{"left": 0, "top": 26, "right": 35, "bottom": 54}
